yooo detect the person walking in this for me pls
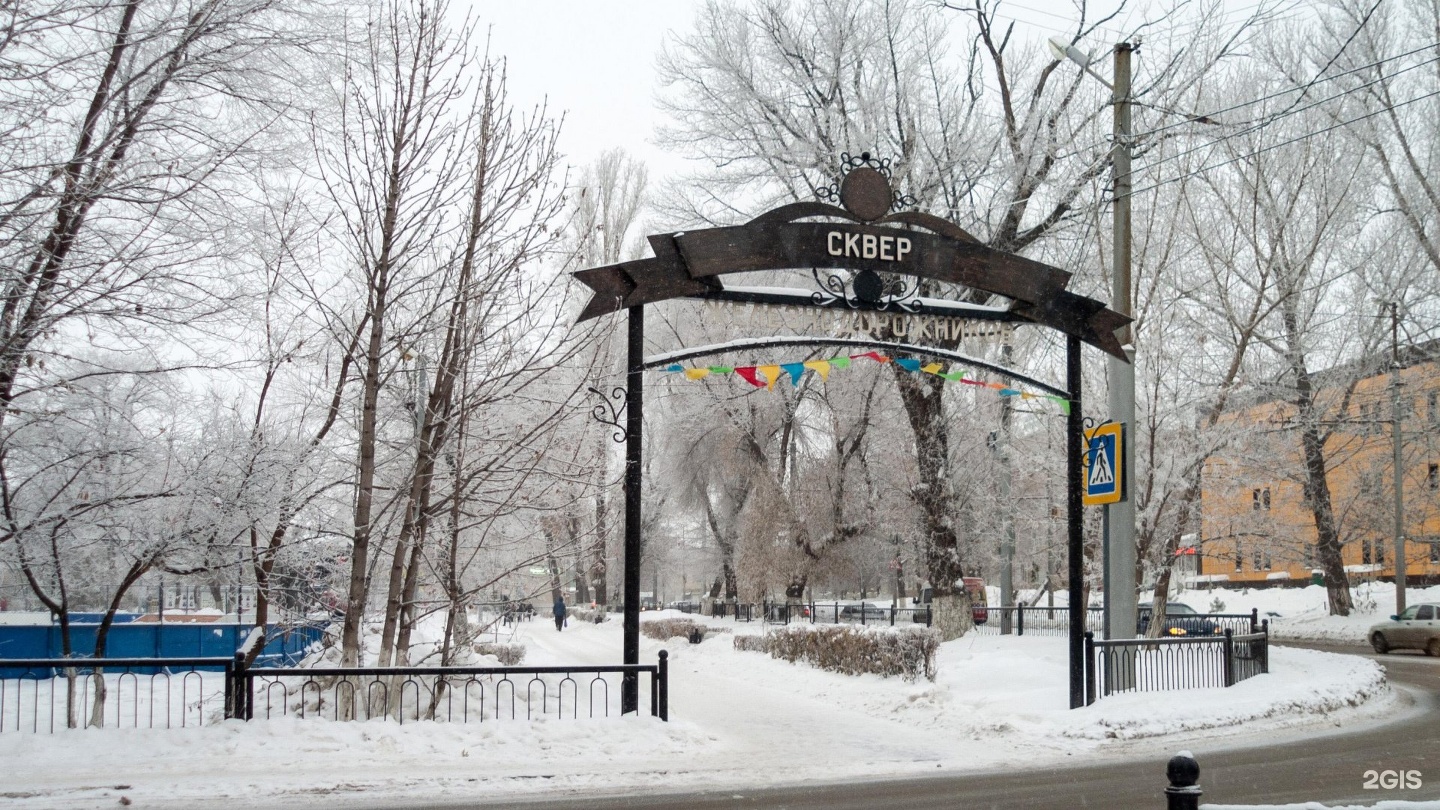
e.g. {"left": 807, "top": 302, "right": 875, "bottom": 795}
{"left": 553, "top": 595, "right": 567, "bottom": 632}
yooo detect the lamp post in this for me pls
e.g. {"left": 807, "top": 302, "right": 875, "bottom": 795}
{"left": 1049, "top": 37, "right": 1138, "bottom": 642}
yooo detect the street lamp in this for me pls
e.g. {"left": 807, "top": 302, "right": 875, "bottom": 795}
{"left": 1049, "top": 36, "right": 1139, "bottom": 642}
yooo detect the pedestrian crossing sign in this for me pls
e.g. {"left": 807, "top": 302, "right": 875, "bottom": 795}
{"left": 1083, "top": 422, "right": 1124, "bottom": 506}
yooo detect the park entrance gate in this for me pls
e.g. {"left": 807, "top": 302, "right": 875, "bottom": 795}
{"left": 573, "top": 154, "right": 1129, "bottom": 711}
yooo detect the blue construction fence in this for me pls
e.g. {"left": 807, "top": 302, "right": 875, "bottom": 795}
{"left": 0, "top": 619, "right": 328, "bottom": 672}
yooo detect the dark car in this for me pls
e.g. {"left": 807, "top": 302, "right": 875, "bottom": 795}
{"left": 1136, "top": 602, "right": 1222, "bottom": 637}
{"left": 839, "top": 604, "right": 890, "bottom": 623}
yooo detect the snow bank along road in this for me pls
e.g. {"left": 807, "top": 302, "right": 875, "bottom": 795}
{"left": 456, "top": 641, "right": 1440, "bottom": 810}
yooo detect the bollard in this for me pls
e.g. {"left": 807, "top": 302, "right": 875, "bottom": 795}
{"left": 1165, "top": 751, "right": 1202, "bottom": 810}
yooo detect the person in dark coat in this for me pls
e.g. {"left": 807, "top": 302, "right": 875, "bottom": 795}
{"left": 553, "top": 596, "right": 566, "bottom": 631}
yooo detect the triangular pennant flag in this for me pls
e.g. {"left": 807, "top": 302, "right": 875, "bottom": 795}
{"left": 999, "top": 388, "right": 1020, "bottom": 396}
{"left": 782, "top": 363, "right": 806, "bottom": 385}
{"left": 665, "top": 364, "right": 683, "bottom": 372}
{"left": 895, "top": 358, "right": 921, "bottom": 372}
{"left": 851, "top": 351, "right": 890, "bottom": 363}
{"left": 757, "top": 364, "right": 781, "bottom": 390}
{"left": 803, "top": 360, "right": 831, "bottom": 380}
{"left": 921, "top": 363, "right": 943, "bottom": 374}
{"left": 684, "top": 368, "right": 710, "bottom": 381}
{"left": 988, "top": 382, "right": 1005, "bottom": 390}
{"left": 735, "top": 367, "right": 765, "bottom": 387}
{"left": 961, "top": 377, "right": 986, "bottom": 386}
{"left": 1048, "top": 395, "right": 1071, "bottom": 415}
{"left": 830, "top": 357, "right": 851, "bottom": 369}
{"left": 1021, "top": 391, "right": 1035, "bottom": 400}
{"left": 708, "top": 365, "right": 734, "bottom": 374}
{"left": 939, "top": 370, "right": 966, "bottom": 381}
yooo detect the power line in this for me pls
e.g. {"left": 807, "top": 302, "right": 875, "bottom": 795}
{"left": 1131, "top": 42, "right": 1437, "bottom": 141}
{"left": 1133, "top": 53, "right": 1440, "bottom": 173}
{"left": 1131, "top": 88, "right": 1440, "bottom": 197}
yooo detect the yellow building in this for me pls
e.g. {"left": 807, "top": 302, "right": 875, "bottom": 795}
{"left": 1199, "top": 341, "right": 1440, "bottom": 587}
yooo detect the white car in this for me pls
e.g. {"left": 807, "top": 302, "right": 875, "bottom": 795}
{"left": 1369, "top": 603, "right": 1440, "bottom": 656}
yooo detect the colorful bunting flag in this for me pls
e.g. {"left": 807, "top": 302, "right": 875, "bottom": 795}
{"left": 735, "top": 367, "right": 765, "bottom": 387}
{"left": 658, "top": 352, "right": 1072, "bottom": 413}
{"left": 803, "top": 360, "right": 831, "bottom": 380}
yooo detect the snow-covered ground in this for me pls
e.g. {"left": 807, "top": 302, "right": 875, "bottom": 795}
{"left": 1172, "top": 581, "right": 1440, "bottom": 645}
{"left": 0, "top": 598, "right": 1405, "bottom": 810}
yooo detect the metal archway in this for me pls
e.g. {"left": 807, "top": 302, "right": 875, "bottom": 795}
{"left": 575, "top": 155, "right": 1127, "bottom": 712}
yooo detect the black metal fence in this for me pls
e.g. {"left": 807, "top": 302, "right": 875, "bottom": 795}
{"left": 230, "top": 651, "right": 669, "bottom": 724}
{"left": 1, "top": 647, "right": 670, "bottom": 732}
{"left": 708, "top": 601, "right": 755, "bottom": 621}
{"left": 0, "top": 657, "right": 234, "bottom": 733}
{"left": 756, "top": 600, "right": 934, "bottom": 627}
{"left": 1085, "top": 622, "right": 1270, "bottom": 704}
{"left": 972, "top": 606, "right": 1261, "bottom": 638}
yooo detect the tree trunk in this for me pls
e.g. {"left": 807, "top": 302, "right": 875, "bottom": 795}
{"left": 896, "top": 371, "right": 971, "bottom": 639}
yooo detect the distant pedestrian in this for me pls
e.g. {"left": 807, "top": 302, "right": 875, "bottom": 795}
{"left": 553, "top": 596, "right": 566, "bottom": 632}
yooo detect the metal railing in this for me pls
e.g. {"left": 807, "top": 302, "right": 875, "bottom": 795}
{"left": 757, "top": 600, "right": 934, "bottom": 627}
{"left": 708, "top": 602, "right": 755, "bottom": 621}
{"left": 0, "top": 657, "right": 234, "bottom": 733}
{"left": 230, "top": 651, "right": 669, "bottom": 723}
{"left": 1085, "top": 622, "right": 1269, "bottom": 704}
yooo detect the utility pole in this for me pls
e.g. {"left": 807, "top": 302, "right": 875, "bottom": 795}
{"left": 1107, "top": 42, "right": 1138, "bottom": 642}
{"left": 999, "top": 336, "right": 1016, "bottom": 633}
{"left": 1388, "top": 302, "right": 1406, "bottom": 614}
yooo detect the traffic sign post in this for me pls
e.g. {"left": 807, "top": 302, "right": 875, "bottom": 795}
{"left": 1083, "top": 422, "right": 1125, "bottom": 506}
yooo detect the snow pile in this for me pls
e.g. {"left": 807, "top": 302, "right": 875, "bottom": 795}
{"left": 1191, "top": 582, "right": 1440, "bottom": 645}
{"left": 0, "top": 613, "right": 1399, "bottom": 809}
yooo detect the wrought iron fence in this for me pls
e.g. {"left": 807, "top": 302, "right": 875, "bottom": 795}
{"left": 708, "top": 602, "right": 755, "bottom": 621}
{"left": 231, "top": 652, "right": 669, "bottom": 724}
{"left": 759, "top": 600, "right": 934, "bottom": 627}
{"left": 1085, "top": 622, "right": 1270, "bottom": 704}
{"left": 0, "top": 657, "right": 234, "bottom": 733}
{"left": 972, "top": 607, "right": 1261, "bottom": 638}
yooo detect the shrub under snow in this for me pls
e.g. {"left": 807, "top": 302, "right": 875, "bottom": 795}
{"left": 734, "top": 625, "right": 939, "bottom": 682}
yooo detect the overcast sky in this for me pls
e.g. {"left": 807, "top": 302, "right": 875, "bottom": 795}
{"left": 468, "top": 2, "right": 1272, "bottom": 186}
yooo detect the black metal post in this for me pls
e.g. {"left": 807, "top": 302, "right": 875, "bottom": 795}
{"left": 1067, "top": 336, "right": 1085, "bottom": 709}
{"left": 224, "top": 658, "right": 236, "bottom": 720}
{"left": 622, "top": 305, "right": 644, "bottom": 714}
{"left": 1165, "top": 752, "right": 1202, "bottom": 810}
{"left": 1261, "top": 619, "right": 1270, "bottom": 674}
{"left": 1017, "top": 605, "right": 1024, "bottom": 636}
{"left": 657, "top": 650, "right": 669, "bottom": 721}
{"left": 1222, "top": 627, "right": 1235, "bottom": 687}
{"left": 1084, "top": 631, "right": 1096, "bottom": 706}
{"left": 1249, "top": 607, "right": 1258, "bottom": 633}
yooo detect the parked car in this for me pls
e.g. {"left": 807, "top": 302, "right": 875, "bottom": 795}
{"left": 911, "top": 577, "right": 988, "bottom": 625}
{"left": 839, "top": 604, "right": 890, "bottom": 623}
{"left": 664, "top": 600, "right": 699, "bottom": 614}
{"left": 1369, "top": 603, "right": 1440, "bottom": 655}
{"left": 1136, "top": 603, "right": 1222, "bottom": 637}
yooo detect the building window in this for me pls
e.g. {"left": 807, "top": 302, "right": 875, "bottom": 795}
{"left": 1252, "top": 549, "right": 1271, "bottom": 571}
{"left": 1429, "top": 463, "right": 1438, "bottom": 491}
{"left": 1362, "top": 539, "right": 1372, "bottom": 565}
{"left": 1235, "top": 540, "right": 1244, "bottom": 572}
{"left": 1252, "top": 488, "right": 1271, "bottom": 511}
{"left": 1303, "top": 544, "right": 1317, "bottom": 567}
{"left": 1429, "top": 390, "right": 1438, "bottom": 424}
{"left": 1377, "top": 539, "right": 1385, "bottom": 566}
{"left": 1430, "top": 541, "right": 1439, "bottom": 564}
